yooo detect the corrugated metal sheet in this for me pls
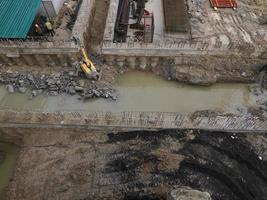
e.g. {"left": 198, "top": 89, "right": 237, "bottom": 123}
{"left": 0, "top": 0, "right": 42, "bottom": 39}
{"left": 163, "top": 0, "right": 188, "bottom": 32}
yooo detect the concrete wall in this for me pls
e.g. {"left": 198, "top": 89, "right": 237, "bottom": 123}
{"left": 0, "top": 41, "right": 80, "bottom": 67}
{"left": 0, "top": 111, "right": 265, "bottom": 133}
{"left": 103, "top": 53, "right": 266, "bottom": 84}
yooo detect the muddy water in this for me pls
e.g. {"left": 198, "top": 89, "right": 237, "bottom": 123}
{"left": 0, "top": 142, "right": 19, "bottom": 198}
{"left": 0, "top": 88, "right": 46, "bottom": 111}
{"left": 0, "top": 71, "right": 256, "bottom": 113}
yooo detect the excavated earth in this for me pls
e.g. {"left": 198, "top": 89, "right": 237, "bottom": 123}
{"left": 0, "top": 128, "right": 266, "bottom": 200}
{"left": 0, "top": 0, "right": 266, "bottom": 199}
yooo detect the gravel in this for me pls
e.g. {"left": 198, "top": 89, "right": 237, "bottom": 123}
{"left": 0, "top": 70, "right": 117, "bottom": 101}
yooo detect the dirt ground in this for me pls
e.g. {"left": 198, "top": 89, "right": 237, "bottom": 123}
{"left": 1, "top": 129, "right": 267, "bottom": 200}
{"left": 0, "top": 0, "right": 266, "bottom": 199}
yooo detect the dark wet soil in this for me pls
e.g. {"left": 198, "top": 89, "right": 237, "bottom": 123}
{"left": 102, "top": 130, "right": 267, "bottom": 200}
{"left": 178, "top": 133, "right": 267, "bottom": 200}
{"left": 5, "top": 129, "right": 267, "bottom": 200}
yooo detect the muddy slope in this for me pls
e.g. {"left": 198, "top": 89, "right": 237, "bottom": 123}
{"left": 4, "top": 130, "right": 267, "bottom": 200}
{"left": 178, "top": 133, "right": 267, "bottom": 200}
{"left": 105, "top": 131, "right": 267, "bottom": 200}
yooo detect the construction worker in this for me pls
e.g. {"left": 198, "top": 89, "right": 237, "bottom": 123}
{"left": 64, "top": 2, "right": 74, "bottom": 16}
{"left": 34, "top": 24, "right": 43, "bottom": 36}
{"left": 45, "top": 20, "right": 55, "bottom": 36}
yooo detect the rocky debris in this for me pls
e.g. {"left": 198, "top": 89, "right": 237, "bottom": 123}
{"left": 74, "top": 86, "right": 84, "bottom": 92}
{"left": 249, "top": 76, "right": 267, "bottom": 115}
{"left": 247, "top": 107, "right": 264, "bottom": 118}
{"left": 89, "top": 53, "right": 104, "bottom": 67}
{"left": 6, "top": 84, "right": 14, "bottom": 93}
{"left": 0, "top": 70, "right": 116, "bottom": 101}
{"left": 260, "top": 70, "right": 267, "bottom": 90}
{"left": 68, "top": 71, "right": 76, "bottom": 77}
{"left": 172, "top": 65, "right": 217, "bottom": 86}
{"left": 31, "top": 89, "right": 43, "bottom": 98}
{"left": 249, "top": 84, "right": 262, "bottom": 96}
{"left": 190, "top": 110, "right": 223, "bottom": 120}
{"left": 168, "top": 187, "right": 211, "bottom": 200}
{"left": 82, "top": 85, "right": 117, "bottom": 101}
{"left": 18, "top": 87, "right": 27, "bottom": 94}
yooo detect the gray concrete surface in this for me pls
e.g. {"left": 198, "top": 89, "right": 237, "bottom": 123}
{"left": 0, "top": 111, "right": 265, "bottom": 133}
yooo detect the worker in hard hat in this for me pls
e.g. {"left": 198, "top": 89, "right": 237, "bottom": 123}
{"left": 34, "top": 24, "right": 43, "bottom": 36}
{"left": 45, "top": 20, "right": 55, "bottom": 36}
{"left": 64, "top": 2, "right": 74, "bottom": 16}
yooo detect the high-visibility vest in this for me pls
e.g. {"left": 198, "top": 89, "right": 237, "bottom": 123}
{"left": 45, "top": 22, "right": 53, "bottom": 31}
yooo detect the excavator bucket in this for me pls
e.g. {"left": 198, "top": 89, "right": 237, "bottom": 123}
{"left": 79, "top": 47, "right": 99, "bottom": 80}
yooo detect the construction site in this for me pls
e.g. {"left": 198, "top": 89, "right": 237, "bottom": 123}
{"left": 0, "top": 0, "right": 267, "bottom": 199}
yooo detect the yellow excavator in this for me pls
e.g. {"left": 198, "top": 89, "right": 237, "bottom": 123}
{"left": 77, "top": 47, "right": 99, "bottom": 80}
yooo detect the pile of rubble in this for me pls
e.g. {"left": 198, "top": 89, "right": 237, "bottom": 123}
{"left": 0, "top": 71, "right": 117, "bottom": 101}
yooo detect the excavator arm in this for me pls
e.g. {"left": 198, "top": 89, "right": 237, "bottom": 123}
{"left": 79, "top": 47, "right": 99, "bottom": 80}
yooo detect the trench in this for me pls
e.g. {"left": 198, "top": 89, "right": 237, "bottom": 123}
{"left": 0, "top": 142, "right": 19, "bottom": 199}
{"left": 0, "top": 71, "right": 257, "bottom": 113}
{"left": 0, "top": 71, "right": 260, "bottom": 198}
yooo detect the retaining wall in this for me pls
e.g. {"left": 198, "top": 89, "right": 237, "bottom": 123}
{"left": 0, "top": 40, "right": 79, "bottom": 67}
{"left": 0, "top": 111, "right": 265, "bottom": 133}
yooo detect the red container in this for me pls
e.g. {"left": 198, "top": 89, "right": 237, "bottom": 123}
{"left": 210, "top": 0, "right": 237, "bottom": 9}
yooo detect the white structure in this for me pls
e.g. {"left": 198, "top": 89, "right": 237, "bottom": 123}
{"left": 39, "top": 0, "right": 65, "bottom": 18}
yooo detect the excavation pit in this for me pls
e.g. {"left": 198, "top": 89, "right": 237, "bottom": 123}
{"left": 0, "top": 72, "right": 257, "bottom": 113}
{"left": 0, "top": 129, "right": 266, "bottom": 199}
